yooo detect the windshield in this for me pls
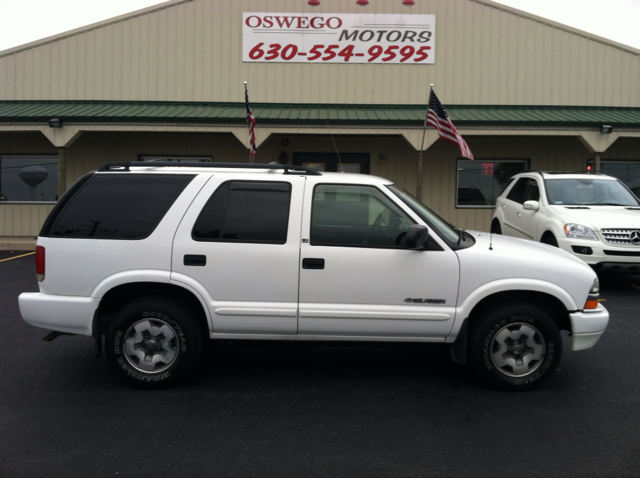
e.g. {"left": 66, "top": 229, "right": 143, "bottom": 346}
{"left": 545, "top": 178, "right": 640, "bottom": 206}
{"left": 388, "top": 185, "right": 461, "bottom": 244}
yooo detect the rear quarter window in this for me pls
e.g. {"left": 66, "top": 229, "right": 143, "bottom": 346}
{"left": 45, "top": 174, "right": 195, "bottom": 239}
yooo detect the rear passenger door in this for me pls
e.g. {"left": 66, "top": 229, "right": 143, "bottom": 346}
{"left": 171, "top": 175, "right": 305, "bottom": 335}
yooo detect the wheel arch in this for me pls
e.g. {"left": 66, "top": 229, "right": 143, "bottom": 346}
{"left": 540, "top": 230, "right": 557, "bottom": 243}
{"left": 467, "top": 290, "right": 571, "bottom": 332}
{"left": 450, "top": 286, "right": 572, "bottom": 364}
{"left": 96, "top": 282, "right": 210, "bottom": 337}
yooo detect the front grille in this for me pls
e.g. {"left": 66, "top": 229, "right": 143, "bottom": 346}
{"left": 601, "top": 229, "right": 640, "bottom": 246}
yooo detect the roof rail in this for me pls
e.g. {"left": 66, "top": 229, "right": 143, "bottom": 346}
{"left": 534, "top": 170, "right": 606, "bottom": 176}
{"left": 98, "top": 161, "right": 322, "bottom": 175}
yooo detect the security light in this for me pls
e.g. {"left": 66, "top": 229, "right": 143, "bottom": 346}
{"left": 601, "top": 125, "right": 613, "bottom": 134}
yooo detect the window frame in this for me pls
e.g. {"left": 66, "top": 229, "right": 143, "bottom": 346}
{"left": 309, "top": 182, "right": 415, "bottom": 249}
{"left": 456, "top": 159, "right": 530, "bottom": 209}
{"left": 44, "top": 173, "right": 195, "bottom": 240}
{"left": 191, "top": 180, "right": 293, "bottom": 245}
{"left": 0, "top": 155, "right": 59, "bottom": 204}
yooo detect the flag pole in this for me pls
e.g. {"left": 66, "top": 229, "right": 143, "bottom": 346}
{"left": 244, "top": 81, "right": 256, "bottom": 163}
{"left": 417, "top": 84, "right": 434, "bottom": 202}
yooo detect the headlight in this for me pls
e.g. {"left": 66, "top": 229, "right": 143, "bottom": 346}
{"left": 564, "top": 223, "right": 598, "bottom": 240}
{"left": 589, "top": 277, "right": 600, "bottom": 296}
{"left": 584, "top": 277, "right": 600, "bottom": 310}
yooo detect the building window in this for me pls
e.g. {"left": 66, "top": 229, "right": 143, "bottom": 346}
{"left": 0, "top": 156, "right": 59, "bottom": 203}
{"left": 599, "top": 161, "right": 640, "bottom": 197}
{"left": 456, "top": 159, "right": 529, "bottom": 208}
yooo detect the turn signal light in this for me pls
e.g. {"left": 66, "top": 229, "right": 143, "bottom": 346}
{"left": 584, "top": 299, "right": 599, "bottom": 310}
{"left": 35, "top": 245, "right": 45, "bottom": 282}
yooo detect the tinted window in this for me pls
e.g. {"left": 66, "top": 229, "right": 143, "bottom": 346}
{"left": 506, "top": 178, "right": 530, "bottom": 204}
{"left": 48, "top": 174, "right": 194, "bottom": 239}
{"left": 311, "top": 184, "right": 413, "bottom": 247}
{"left": 192, "top": 181, "right": 291, "bottom": 243}
{"left": 524, "top": 179, "right": 540, "bottom": 201}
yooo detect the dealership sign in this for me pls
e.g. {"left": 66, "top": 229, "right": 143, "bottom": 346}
{"left": 243, "top": 13, "right": 435, "bottom": 64}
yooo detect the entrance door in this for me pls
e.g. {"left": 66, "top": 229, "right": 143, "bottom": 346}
{"left": 293, "top": 153, "right": 370, "bottom": 174}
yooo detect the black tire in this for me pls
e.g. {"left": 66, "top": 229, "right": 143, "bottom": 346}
{"left": 106, "top": 297, "right": 203, "bottom": 389}
{"left": 491, "top": 221, "right": 502, "bottom": 234}
{"left": 542, "top": 234, "right": 558, "bottom": 247}
{"left": 468, "top": 303, "right": 562, "bottom": 391}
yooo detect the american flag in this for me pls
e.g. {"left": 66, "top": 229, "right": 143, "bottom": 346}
{"left": 244, "top": 83, "right": 257, "bottom": 159}
{"left": 426, "top": 90, "right": 474, "bottom": 160}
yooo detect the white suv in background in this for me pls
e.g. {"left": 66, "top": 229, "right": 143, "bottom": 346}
{"left": 491, "top": 172, "right": 640, "bottom": 271}
{"left": 19, "top": 162, "right": 608, "bottom": 391}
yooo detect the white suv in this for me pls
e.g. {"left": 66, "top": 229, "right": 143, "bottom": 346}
{"left": 491, "top": 171, "right": 640, "bottom": 271}
{"left": 19, "top": 162, "right": 609, "bottom": 391}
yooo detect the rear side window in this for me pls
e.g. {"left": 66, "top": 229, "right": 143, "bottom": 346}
{"left": 192, "top": 181, "right": 291, "bottom": 244}
{"left": 47, "top": 174, "right": 195, "bottom": 239}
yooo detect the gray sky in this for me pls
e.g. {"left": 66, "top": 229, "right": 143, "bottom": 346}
{"left": 1, "top": 0, "right": 639, "bottom": 52}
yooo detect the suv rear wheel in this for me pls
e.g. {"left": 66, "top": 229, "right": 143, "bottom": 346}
{"left": 468, "top": 303, "right": 562, "bottom": 391}
{"left": 106, "top": 297, "right": 203, "bottom": 389}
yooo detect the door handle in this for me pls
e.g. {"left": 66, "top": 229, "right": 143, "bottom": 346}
{"left": 302, "top": 258, "right": 325, "bottom": 269}
{"left": 184, "top": 254, "right": 207, "bottom": 266}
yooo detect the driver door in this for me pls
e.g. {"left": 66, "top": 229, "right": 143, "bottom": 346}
{"left": 298, "top": 183, "right": 459, "bottom": 339}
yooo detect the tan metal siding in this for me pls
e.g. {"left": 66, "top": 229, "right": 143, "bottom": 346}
{"left": 0, "top": 204, "right": 54, "bottom": 237}
{"left": 1, "top": 0, "right": 638, "bottom": 106}
{"left": 2, "top": 130, "right": 640, "bottom": 237}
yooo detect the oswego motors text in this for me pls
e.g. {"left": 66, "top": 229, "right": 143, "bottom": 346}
{"left": 243, "top": 12, "right": 435, "bottom": 64}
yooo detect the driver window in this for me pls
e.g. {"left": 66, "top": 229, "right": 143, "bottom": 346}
{"left": 524, "top": 180, "right": 539, "bottom": 202}
{"left": 311, "top": 184, "right": 414, "bottom": 247}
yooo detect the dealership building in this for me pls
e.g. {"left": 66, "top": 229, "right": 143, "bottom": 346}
{"left": 1, "top": 0, "right": 639, "bottom": 249}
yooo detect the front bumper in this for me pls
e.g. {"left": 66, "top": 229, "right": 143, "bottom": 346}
{"left": 19, "top": 293, "right": 99, "bottom": 337}
{"left": 569, "top": 303, "right": 609, "bottom": 351}
{"left": 557, "top": 237, "right": 640, "bottom": 270}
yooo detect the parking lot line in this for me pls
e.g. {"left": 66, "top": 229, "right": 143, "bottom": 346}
{"left": 616, "top": 277, "right": 640, "bottom": 291}
{"left": 0, "top": 252, "right": 35, "bottom": 262}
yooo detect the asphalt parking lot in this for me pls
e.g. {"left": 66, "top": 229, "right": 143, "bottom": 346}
{"left": 1, "top": 250, "right": 639, "bottom": 477}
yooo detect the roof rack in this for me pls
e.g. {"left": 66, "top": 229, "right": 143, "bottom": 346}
{"left": 534, "top": 171, "right": 606, "bottom": 176}
{"left": 98, "top": 161, "right": 322, "bottom": 176}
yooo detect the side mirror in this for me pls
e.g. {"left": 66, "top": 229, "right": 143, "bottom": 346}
{"left": 523, "top": 200, "right": 539, "bottom": 211}
{"left": 406, "top": 224, "right": 430, "bottom": 250}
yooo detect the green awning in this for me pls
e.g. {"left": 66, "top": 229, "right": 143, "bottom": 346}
{"left": 1, "top": 100, "right": 639, "bottom": 127}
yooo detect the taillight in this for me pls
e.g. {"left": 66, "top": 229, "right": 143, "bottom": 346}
{"left": 35, "top": 245, "right": 45, "bottom": 282}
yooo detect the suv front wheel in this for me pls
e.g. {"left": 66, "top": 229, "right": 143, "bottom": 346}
{"left": 468, "top": 303, "right": 562, "bottom": 391}
{"left": 106, "top": 297, "right": 203, "bottom": 389}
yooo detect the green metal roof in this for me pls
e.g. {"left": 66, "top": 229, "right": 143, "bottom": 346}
{"left": 1, "top": 100, "right": 639, "bottom": 127}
